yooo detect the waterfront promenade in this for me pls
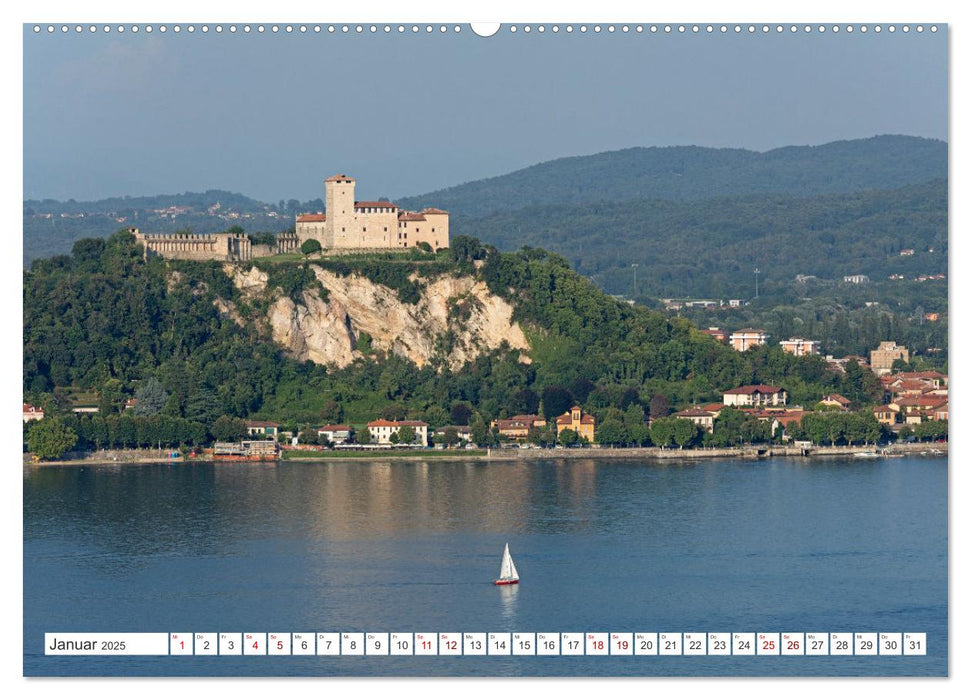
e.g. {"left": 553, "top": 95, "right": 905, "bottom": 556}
{"left": 25, "top": 441, "right": 945, "bottom": 467}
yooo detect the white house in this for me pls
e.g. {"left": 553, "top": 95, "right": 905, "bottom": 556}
{"left": 366, "top": 419, "right": 429, "bottom": 446}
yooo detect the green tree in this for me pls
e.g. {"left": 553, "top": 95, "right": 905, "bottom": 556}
{"left": 443, "top": 427, "right": 460, "bottom": 446}
{"left": 622, "top": 404, "right": 650, "bottom": 445}
{"left": 559, "top": 428, "right": 580, "bottom": 446}
{"left": 649, "top": 394, "right": 671, "bottom": 420}
{"left": 98, "top": 378, "right": 124, "bottom": 415}
{"left": 650, "top": 417, "right": 676, "bottom": 448}
{"left": 470, "top": 419, "right": 493, "bottom": 447}
{"left": 397, "top": 425, "right": 417, "bottom": 445}
{"left": 321, "top": 399, "right": 343, "bottom": 424}
{"left": 450, "top": 402, "right": 473, "bottom": 426}
{"left": 133, "top": 377, "right": 169, "bottom": 416}
{"left": 117, "top": 415, "right": 137, "bottom": 448}
{"left": 512, "top": 388, "right": 540, "bottom": 415}
{"left": 527, "top": 426, "right": 554, "bottom": 447}
{"left": 541, "top": 386, "right": 574, "bottom": 420}
{"left": 380, "top": 403, "right": 408, "bottom": 421}
{"left": 300, "top": 239, "right": 322, "bottom": 255}
{"left": 914, "top": 420, "right": 947, "bottom": 442}
{"left": 211, "top": 415, "right": 246, "bottom": 442}
{"left": 449, "top": 235, "right": 487, "bottom": 262}
{"left": 596, "top": 418, "right": 628, "bottom": 446}
{"left": 422, "top": 405, "right": 449, "bottom": 428}
{"left": 27, "top": 419, "right": 78, "bottom": 460}
{"left": 841, "top": 360, "right": 883, "bottom": 404}
{"left": 672, "top": 418, "right": 701, "bottom": 448}
{"left": 185, "top": 389, "right": 222, "bottom": 426}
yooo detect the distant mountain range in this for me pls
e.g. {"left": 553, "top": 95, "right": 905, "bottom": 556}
{"left": 23, "top": 135, "right": 948, "bottom": 296}
{"left": 457, "top": 179, "right": 947, "bottom": 298}
{"left": 396, "top": 135, "right": 946, "bottom": 216}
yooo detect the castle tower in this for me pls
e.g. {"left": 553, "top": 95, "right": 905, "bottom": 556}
{"left": 325, "top": 174, "right": 356, "bottom": 248}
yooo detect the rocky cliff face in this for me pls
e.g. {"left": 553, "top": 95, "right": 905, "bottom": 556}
{"left": 220, "top": 265, "right": 530, "bottom": 370}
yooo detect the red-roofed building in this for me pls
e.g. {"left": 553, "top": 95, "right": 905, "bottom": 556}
{"left": 367, "top": 419, "right": 429, "bottom": 446}
{"left": 890, "top": 378, "right": 938, "bottom": 397}
{"left": 873, "top": 405, "right": 900, "bottom": 425}
{"left": 23, "top": 403, "right": 44, "bottom": 423}
{"left": 673, "top": 407, "right": 718, "bottom": 432}
{"left": 555, "top": 406, "right": 596, "bottom": 442}
{"left": 723, "top": 385, "right": 787, "bottom": 407}
{"left": 355, "top": 201, "right": 398, "bottom": 212}
{"left": 893, "top": 370, "right": 947, "bottom": 389}
{"left": 741, "top": 408, "right": 806, "bottom": 437}
{"left": 819, "top": 394, "right": 852, "bottom": 410}
{"left": 492, "top": 414, "right": 546, "bottom": 439}
{"left": 296, "top": 174, "right": 449, "bottom": 252}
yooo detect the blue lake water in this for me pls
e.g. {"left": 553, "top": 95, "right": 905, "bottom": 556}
{"left": 23, "top": 455, "right": 947, "bottom": 676}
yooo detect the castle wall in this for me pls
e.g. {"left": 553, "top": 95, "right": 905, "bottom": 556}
{"left": 296, "top": 221, "right": 328, "bottom": 247}
{"left": 133, "top": 231, "right": 251, "bottom": 262}
{"left": 277, "top": 231, "right": 299, "bottom": 254}
{"left": 358, "top": 209, "right": 397, "bottom": 248}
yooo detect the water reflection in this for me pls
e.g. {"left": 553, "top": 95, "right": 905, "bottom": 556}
{"left": 497, "top": 583, "right": 519, "bottom": 627}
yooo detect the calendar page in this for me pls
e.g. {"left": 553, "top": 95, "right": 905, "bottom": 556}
{"left": 19, "top": 0, "right": 951, "bottom": 690}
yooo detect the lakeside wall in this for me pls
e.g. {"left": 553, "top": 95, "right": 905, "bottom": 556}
{"left": 482, "top": 442, "right": 945, "bottom": 461}
{"left": 25, "top": 441, "right": 945, "bottom": 467}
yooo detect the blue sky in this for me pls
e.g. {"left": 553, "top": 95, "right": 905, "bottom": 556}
{"left": 23, "top": 23, "right": 947, "bottom": 204}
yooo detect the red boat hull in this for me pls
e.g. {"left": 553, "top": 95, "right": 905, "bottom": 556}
{"left": 494, "top": 579, "right": 519, "bottom": 586}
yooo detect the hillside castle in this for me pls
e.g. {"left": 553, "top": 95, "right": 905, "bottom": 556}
{"left": 132, "top": 174, "right": 449, "bottom": 262}
{"left": 295, "top": 174, "right": 449, "bottom": 251}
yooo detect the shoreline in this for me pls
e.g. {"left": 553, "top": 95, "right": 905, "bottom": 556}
{"left": 24, "top": 441, "right": 946, "bottom": 467}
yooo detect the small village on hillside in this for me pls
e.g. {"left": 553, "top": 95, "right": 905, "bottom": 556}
{"left": 23, "top": 333, "right": 947, "bottom": 462}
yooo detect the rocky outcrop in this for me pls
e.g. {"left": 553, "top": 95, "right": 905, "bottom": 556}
{"left": 224, "top": 264, "right": 268, "bottom": 294}
{"left": 222, "top": 265, "right": 530, "bottom": 370}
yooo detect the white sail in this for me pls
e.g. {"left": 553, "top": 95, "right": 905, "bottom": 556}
{"left": 498, "top": 543, "right": 518, "bottom": 581}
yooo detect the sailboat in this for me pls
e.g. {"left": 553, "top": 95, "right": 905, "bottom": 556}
{"left": 494, "top": 543, "right": 520, "bottom": 585}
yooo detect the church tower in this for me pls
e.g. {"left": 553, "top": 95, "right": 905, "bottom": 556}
{"left": 325, "top": 174, "right": 356, "bottom": 247}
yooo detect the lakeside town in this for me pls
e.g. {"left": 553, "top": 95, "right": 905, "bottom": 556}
{"left": 22, "top": 173, "right": 947, "bottom": 466}
{"left": 23, "top": 334, "right": 947, "bottom": 464}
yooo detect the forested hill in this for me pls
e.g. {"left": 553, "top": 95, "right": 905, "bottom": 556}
{"left": 451, "top": 179, "right": 947, "bottom": 299}
{"left": 396, "top": 135, "right": 946, "bottom": 217}
{"left": 24, "top": 232, "right": 873, "bottom": 432}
